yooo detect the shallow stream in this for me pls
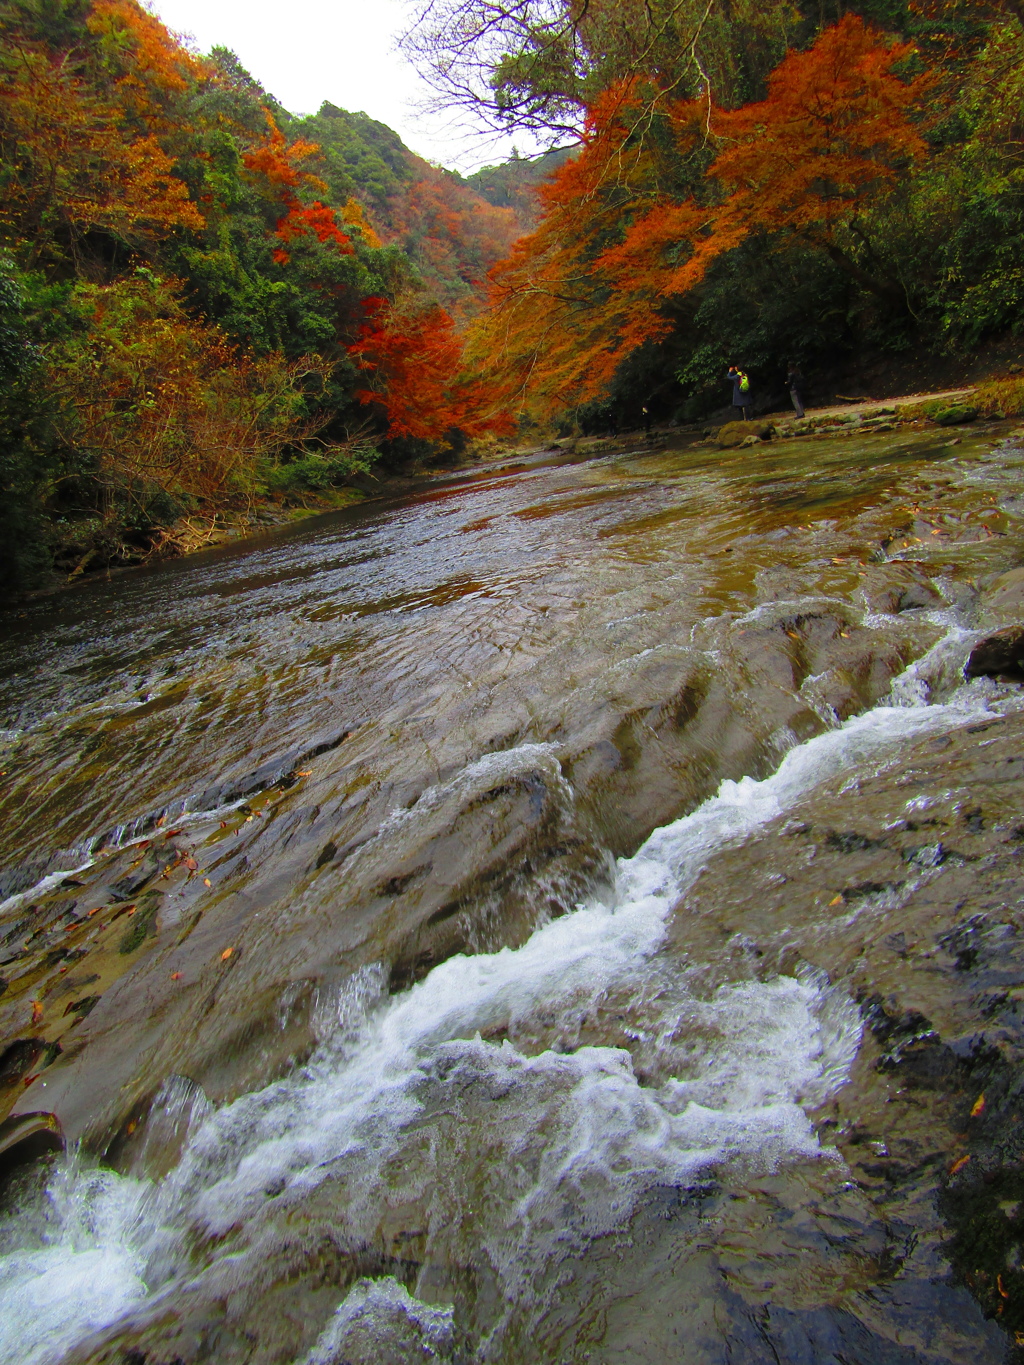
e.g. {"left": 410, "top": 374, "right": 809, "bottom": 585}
{"left": 2, "top": 424, "right": 1024, "bottom": 1363}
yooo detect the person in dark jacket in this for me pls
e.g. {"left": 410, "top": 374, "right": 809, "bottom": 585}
{"left": 786, "top": 361, "right": 805, "bottom": 419}
{"left": 727, "top": 366, "right": 751, "bottom": 421}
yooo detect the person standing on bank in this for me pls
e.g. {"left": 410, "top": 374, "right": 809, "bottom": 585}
{"left": 727, "top": 365, "right": 751, "bottom": 421}
{"left": 786, "top": 361, "right": 805, "bottom": 419}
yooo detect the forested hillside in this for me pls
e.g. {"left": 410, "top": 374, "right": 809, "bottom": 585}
{"left": 9, "top": 0, "right": 1024, "bottom": 596}
{"left": 464, "top": 147, "right": 574, "bottom": 231}
{"left": 0, "top": 0, "right": 516, "bottom": 594}
{"left": 286, "top": 102, "right": 522, "bottom": 313}
{"left": 400, "top": 0, "right": 1024, "bottom": 428}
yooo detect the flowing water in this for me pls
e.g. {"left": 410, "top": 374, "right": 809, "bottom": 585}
{"left": 2, "top": 425, "right": 1024, "bottom": 1363}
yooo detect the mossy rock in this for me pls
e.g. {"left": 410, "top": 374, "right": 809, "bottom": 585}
{"left": 933, "top": 404, "right": 978, "bottom": 426}
{"left": 715, "top": 421, "right": 775, "bottom": 448}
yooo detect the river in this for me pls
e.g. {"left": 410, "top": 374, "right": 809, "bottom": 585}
{"left": 1, "top": 424, "right": 1024, "bottom": 1363}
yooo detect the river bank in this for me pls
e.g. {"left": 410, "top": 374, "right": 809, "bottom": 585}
{"left": 3, "top": 416, "right": 1024, "bottom": 1361}
{"left": 28, "top": 377, "right": 1020, "bottom": 605}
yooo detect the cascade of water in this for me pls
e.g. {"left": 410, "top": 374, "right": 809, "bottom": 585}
{"left": 0, "top": 631, "right": 1013, "bottom": 1365}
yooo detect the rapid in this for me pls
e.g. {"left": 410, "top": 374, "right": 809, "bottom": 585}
{"left": 2, "top": 422, "right": 1024, "bottom": 1363}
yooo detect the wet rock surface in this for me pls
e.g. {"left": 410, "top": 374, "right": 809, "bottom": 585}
{"left": 660, "top": 710, "right": 1024, "bottom": 1360}
{"left": 6, "top": 425, "right": 1024, "bottom": 1361}
{"left": 967, "top": 625, "right": 1024, "bottom": 681}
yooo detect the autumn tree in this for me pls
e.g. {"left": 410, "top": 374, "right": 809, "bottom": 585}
{"left": 351, "top": 297, "right": 512, "bottom": 445}
{"left": 0, "top": 41, "right": 203, "bottom": 266}
{"left": 471, "top": 15, "right": 927, "bottom": 416}
{"left": 48, "top": 271, "right": 332, "bottom": 512}
{"left": 400, "top": 0, "right": 805, "bottom": 142}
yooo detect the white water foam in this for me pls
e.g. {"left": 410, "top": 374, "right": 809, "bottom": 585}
{"left": 0, "top": 644, "right": 1010, "bottom": 1363}
{"left": 299, "top": 1276, "right": 454, "bottom": 1364}
{"left": 0, "top": 1159, "right": 148, "bottom": 1365}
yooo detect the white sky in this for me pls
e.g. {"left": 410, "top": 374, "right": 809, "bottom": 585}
{"left": 149, "top": 0, "right": 530, "bottom": 172}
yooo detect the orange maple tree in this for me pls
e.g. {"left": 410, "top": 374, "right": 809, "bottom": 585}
{"left": 85, "top": 0, "right": 200, "bottom": 134}
{"left": 241, "top": 119, "right": 356, "bottom": 265}
{"left": 472, "top": 15, "right": 928, "bottom": 417}
{"left": 350, "top": 298, "right": 513, "bottom": 443}
{"left": 0, "top": 42, "right": 203, "bottom": 262}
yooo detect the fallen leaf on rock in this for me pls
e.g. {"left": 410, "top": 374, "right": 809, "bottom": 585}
{"left": 170, "top": 971, "right": 182, "bottom": 980}
{"left": 971, "top": 1094, "right": 986, "bottom": 1117}
{"left": 297, "top": 769, "right": 312, "bottom": 776}
{"left": 828, "top": 894, "right": 844, "bottom": 906}
{"left": 203, "top": 877, "right": 211, "bottom": 887}
{"left": 31, "top": 1001, "right": 43, "bottom": 1024}
{"left": 949, "top": 1154, "right": 971, "bottom": 1176}
{"left": 184, "top": 857, "right": 198, "bottom": 873}
{"left": 164, "top": 829, "right": 183, "bottom": 839}
{"left": 221, "top": 947, "right": 234, "bottom": 961}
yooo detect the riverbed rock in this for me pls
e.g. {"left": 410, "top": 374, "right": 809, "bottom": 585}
{"left": 715, "top": 421, "right": 775, "bottom": 448}
{"left": 17, "top": 743, "right": 609, "bottom": 1147}
{"left": 977, "top": 565, "right": 1024, "bottom": 628}
{"left": 897, "top": 580, "right": 944, "bottom": 612}
{"left": 965, "top": 624, "right": 1024, "bottom": 681}
{"left": 934, "top": 404, "right": 979, "bottom": 426}
{"left": 0, "top": 1110, "right": 63, "bottom": 1180}
{"left": 655, "top": 710, "right": 1024, "bottom": 1357}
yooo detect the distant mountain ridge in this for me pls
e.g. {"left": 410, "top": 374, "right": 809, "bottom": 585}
{"left": 283, "top": 102, "right": 559, "bottom": 315}
{"left": 464, "top": 147, "right": 574, "bottom": 230}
